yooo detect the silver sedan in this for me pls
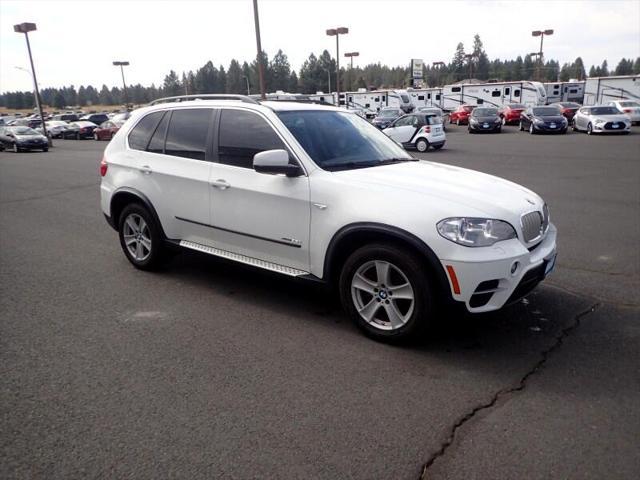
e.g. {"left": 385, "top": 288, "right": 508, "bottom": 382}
{"left": 572, "top": 105, "right": 631, "bottom": 135}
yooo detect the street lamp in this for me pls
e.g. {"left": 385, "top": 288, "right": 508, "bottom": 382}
{"left": 326, "top": 27, "right": 348, "bottom": 106}
{"left": 432, "top": 61, "right": 445, "bottom": 87}
{"left": 112, "top": 61, "right": 130, "bottom": 108}
{"left": 252, "top": 0, "right": 266, "bottom": 100}
{"left": 344, "top": 51, "right": 359, "bottom": 94}
{"left": 532, "top": 29, "right": 554, "bottom": 80}
{"left": 13, "top": 22, "right": 50, "bottom": 145}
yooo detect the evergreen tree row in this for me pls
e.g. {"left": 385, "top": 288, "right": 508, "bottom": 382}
{"left": 2, "top": 36, "right": 639, "bottom": 110}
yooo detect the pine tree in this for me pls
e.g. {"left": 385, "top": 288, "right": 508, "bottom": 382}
{"left": 226, "top": 59, "right": 244, "bottom": 94}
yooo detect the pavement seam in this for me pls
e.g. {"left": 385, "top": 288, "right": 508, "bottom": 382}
{"left": 418, "top": 302, "right": 600, "bottom": 480}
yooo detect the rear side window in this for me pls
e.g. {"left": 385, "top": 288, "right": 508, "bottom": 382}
{"left": 218, "top": 109, "right": 286, "bottom": 169}
{"left": 164, "top": 109, "right": 211, "bottom": 161}
{"left": 147, "top": 112, "right": 169, "bottom": 154}
{"left": 128, "top": 111, "right": 164, "bottom": 151}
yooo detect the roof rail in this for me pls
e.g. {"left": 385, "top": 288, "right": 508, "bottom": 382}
{"left": 260, "top": 98, "right": 332, "bottom": 105}
{"left": 148, "top": 94, "right": 260, "bottom": 106}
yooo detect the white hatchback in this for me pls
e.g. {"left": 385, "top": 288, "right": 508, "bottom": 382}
{"left": 383, "top": 113, "right": 446, "bottom": 152}
{"left": 100, "top": 95, "right": 555, "bottom": 342}
{"left": 608, "top": 100, "right": 640, "bottom": 124}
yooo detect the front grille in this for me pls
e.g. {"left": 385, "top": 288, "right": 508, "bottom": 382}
{"left": 521, "top": 211, "right": 543, "bottom": 242}
{"left": 469, "top": 279, "right": 500, "bottom": 308}
{"left": 506, "top": 263, "right": 546, "bottom": 305}
{"left": 604, "top": 121, "right": 625, "bottom": 130}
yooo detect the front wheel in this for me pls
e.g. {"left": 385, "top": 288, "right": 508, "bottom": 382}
{"left": 519, "top": 121, "right": 524, "bottom": 131}
{"left": 94, "top": 132, "right": 99, "bottom": 141}
{"left": 501, "top": 117, "right": 506, "bottom": 126}
{"left": 339, "top": 244, "right": 434, "bottom": 342}
{"left": 587, "top": 123, "right": 593, "bottom": 135}
{"left": 118, "top": 204, "right": 165, "bottom": 270}
{"left": 456, "top": 118, "right": 461, "bottom": 126}
{"left": 529, "top": 123, "right": 535, "bottom": 134}
{"left": 42, "top": 147, "right": 48, "bottom": 152}
{"left": 415, "top": 138, "right": 429, "bottom": 152}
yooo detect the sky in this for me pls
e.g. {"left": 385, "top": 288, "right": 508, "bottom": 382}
{"left": 1, "top": 0, "right": 639, "bottom": 93}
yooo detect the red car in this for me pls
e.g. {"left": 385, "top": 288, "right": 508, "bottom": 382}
{"left": 550, "top": 102, "right": 581, "bottom": 123}
{"left": 498, "top": 103, "right": 527, "bottom": 125}
{"left": 449, "top": 105, "right": 476, "bottom": 125}
{"left": 94, "top": 120, "right": 124, "bottom": 141}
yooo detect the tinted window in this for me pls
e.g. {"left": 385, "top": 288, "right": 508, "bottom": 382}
{"left": 218, "top": 109, "right": 285, "bottom": 168}
{"left": 491, "top": 90, "right": 501, "bottom": 97}
{"left": 129, "top": 111, "right": 164, "bottom": 150}
{"left": 452, "top": 87, "right": 461, "bottom": 93}
{"left": 514, "top": 89, "right": 521, "bottom": 97}
{"left": 147, "top": 111, "right": 169, "bottom": 154}
{"left": 505, "top": 87, "right": 510, "bottom": 95}
{"left": 164, "top": 109, "right": 211, "bottom": 160}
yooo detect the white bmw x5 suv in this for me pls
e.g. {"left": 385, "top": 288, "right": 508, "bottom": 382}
{"left": 100, "top": 95, "right": 557, "bottom": 341}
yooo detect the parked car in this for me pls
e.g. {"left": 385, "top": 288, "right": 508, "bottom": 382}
{"left": 572, "top": 105, "right": 631, "bottom": 135}
{"left": 383, "top": 113, "right": 446, "bottom": 151}
{"left": 80, "top": 113, "right": 109, "bottom": 126}
{"left": 372, "top": 107, "right": 403, "bottom": 129}
{"left": 111, "top": 112, "right": 132, "bottom": 123}
{"left": 58, "top": 122, "right": 81, "bottom": 139}
{"left": 0, "top": 126, "right": 48, "bottom": 152}
{"left": 468, "top": 107, "right": 502, "bottom": 133}
{"left": 70, "top": 121, "right": 98, "bottom": 139}
{"left": 550, "top": 102, "right": 581, "bottom": 123}
{"left": 608, "top": 100, "right": 640, "bottom": 124}
{"left": 519, "top": 106, "right": 568, "bottom": 134}
{"left": 51, "top": 113, "right": 79, "bottom": 122}
{"left": 498, "top": 103, "right": 527, "bottom": 125}
{"left": 417, "top": 106, "right": 447, "bottom": 130}
{"left": 449, "top": 105, "right": 475, "bottom": 125}
{"left": 38, "top": 120, "right": 73, "bottom": 139}
{"left": 94, "top": 120, "right": 125, "bottom": 141}
{"left": 101, "top": 96, "right": 556, "bottom": 342}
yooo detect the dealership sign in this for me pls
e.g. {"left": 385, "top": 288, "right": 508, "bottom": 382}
{"left": 411, "top": 59, "right": 424, "bottom": 79}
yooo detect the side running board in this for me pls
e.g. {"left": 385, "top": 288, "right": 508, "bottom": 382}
{"left": 179, "top": 240, "right": 308, "bottom": 277}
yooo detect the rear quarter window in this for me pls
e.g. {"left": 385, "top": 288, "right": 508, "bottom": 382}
{"left": 128, "top": 111, "right": 165, "bottom": 151}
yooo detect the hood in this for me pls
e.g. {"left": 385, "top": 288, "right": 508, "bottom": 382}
{"left": 590, "top": 114, "right": 630, "bottom": 123}
{"left": 332, "top": 160, "right": 543, "bottom": 220}
{"left": 16, "top": 134, "right": 47, "bottom": 140}
{"left": 471, "top": 115, "right": 500, "bottom": 122}
{"left": 373, "top": 117, "right": 395, "bottom": 123}
{"left": 534, "top": 114, "right": 566, "bottom": 122}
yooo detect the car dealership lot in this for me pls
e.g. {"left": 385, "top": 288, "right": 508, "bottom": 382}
{"left": 1, "top": 130, "right": 639, "bottom": 479}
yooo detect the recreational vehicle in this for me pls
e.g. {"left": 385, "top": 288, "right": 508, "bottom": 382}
{"left": 339, "top": 89, "right": 414, "bottom": 117}
{"left": 441, "top": 81, "right": 547, "bottom": 111}
{"left": 544, "top": 81, "right": 585, "bottom": 104}
{"left": 583, "top": 75, "right": 640, "bottom": 105}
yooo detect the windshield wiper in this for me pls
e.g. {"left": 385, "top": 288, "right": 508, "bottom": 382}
{"left": 377, "top": 157, "right": 418, "bottom": 165}
{"left": 324, "top": 157, "right": 416, "bottom": 171}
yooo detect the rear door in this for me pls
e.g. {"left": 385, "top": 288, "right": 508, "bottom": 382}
{"left": 126, "top": 108, "right": 215, "bottom": 244}
{"left": 207, "top": 108, "right": 310, "bottom": 272}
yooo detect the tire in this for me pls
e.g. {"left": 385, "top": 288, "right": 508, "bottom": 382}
{"left": 42, "top": 147, "right": 48, "bottom": 152}
{"left": 496, "top": 127, "right": 502, "bottom": 133}
{"left": 529, "top": 123, "right": 535, "bottom": 135}
{"left": 501, "top": 117, "right": 506, "bottom": 126}
{"left": 75, "top": 133, "right": 80, "bottom": 140}
{"left": 572, "top": 122, "right": 578, "bottom": 132}
{"left": 415, "top": 138, "right": 429, "bottom": 152}
{"left": 12, "top": 143, "right": 19, "bottom": 153}
{"left": 587, "top": 123, "right": 593, "bottom": 135}
{"left": 118, "top": 203, "right": 165, "bottom": 270}
{"left": 456, "top": 118, "right": 461, "bottom": 126}
{"left": 468, "top": 127, "right": 473, "bottom": 134}
{"left": 519, "top": 121, "right": 524, "bottom": 132}
{"left": 339, "top": 243, "right": 433, "bottom": 342}
{"left": 94, "top": 132, "right": 99, "bottom": 141}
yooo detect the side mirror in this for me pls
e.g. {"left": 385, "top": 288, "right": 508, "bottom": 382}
{"left": 253, "top": 149, "right": 303, "bottom": 177}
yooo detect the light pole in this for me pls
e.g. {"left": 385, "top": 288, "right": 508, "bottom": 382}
{"left": 432, "top": 61, "right": 445, "bottom": 87}
{"left": 344, "top": 51, "right": 359, "bottom": 93}
{"left": 242, "top": 75, "right": 250, "bottom": 95}
{"left": 252, "top": 0, "right": 266, "bottom": 100}
{"left": 112, "top": 61, "right": 130, "bottom": 108}
{"left": 532, "top": 29, "right": 553, "bottom": 81}
{"left": 13, "top": 22, "right": 50, "bottom": 145}
{"left": 326, "top": 27, "right": 348, "bottom": 107}
{"left": 326, "top": 69, "right": 331, "bottom": 95}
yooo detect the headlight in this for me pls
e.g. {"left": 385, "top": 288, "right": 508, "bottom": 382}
{"left": 594, "top": 119, "right": 605, "bottom": 125}
{"left": 534, "top": 118, "right": 544, "bottom": 124}
{"left": 437, "top": 217, "right": 516, "bottom": 247}
{"left": 494, "top": 118, "right": 501, "bottom": 123}
{"left": 470, "top": 118, "right": 478, "bottom": 123}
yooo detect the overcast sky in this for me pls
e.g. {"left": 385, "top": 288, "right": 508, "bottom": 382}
{"left": 1, "top": 0, "right": 639, "bottom": 92}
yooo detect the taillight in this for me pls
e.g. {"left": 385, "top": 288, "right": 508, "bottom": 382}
{"left": 423, "top": 126, "right": 431, "bottom": 133}
{"left": 624, "top": 109, "right": 632, "bottom": 113}
{"left": 100, "top": 156, "right": 108, "bottom": 177}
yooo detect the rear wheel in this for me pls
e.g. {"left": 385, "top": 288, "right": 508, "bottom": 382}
{"left": 415, "top": 138, "right": 429, "bottom": 152}
{"left": 118, "top": 204, "right": 165, "bottom": 270}
{"left": 94, "top": 132, "right": 99, "bottom": 140}
{"left": 339, "top": 243, "right": 434, "bottom": 342}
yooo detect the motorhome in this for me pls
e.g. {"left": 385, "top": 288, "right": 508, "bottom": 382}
{"left": 583, "top": 75, "right": 640, "bottom": 105}
{"left": 406, "top": 88, "right": 444, "bottom": 109}
{"left": 440, "top": 81, "right": 547, "bottom": 111}
{"left": 339, "top": 89, "right": 414, "bottom": 117}
{"left": 544, "top": 81, "right": 585, "bottom": 104}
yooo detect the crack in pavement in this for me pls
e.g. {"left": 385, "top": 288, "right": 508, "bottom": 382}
{"left": 418, "top": 302, "right": 601, "bottom": 480}
{"left": 0, "top": 182, "right": 98, "bottom": 204}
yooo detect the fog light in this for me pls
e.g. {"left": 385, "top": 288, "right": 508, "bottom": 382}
{"left": 511, "top": 262, "right": 520, "bottom": 275}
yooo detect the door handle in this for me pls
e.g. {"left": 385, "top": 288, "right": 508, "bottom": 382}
{"left": 210, "top": 179, "right": 230, "bottom": 190}
{"left": 139, "top": 165, "right": 152, "bottom": 175}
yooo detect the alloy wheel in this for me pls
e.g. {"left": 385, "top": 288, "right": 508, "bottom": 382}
{"left": 122, "top": 213, "right": 152, "bottom": 261}
{"left": 351, "top": 260, "right": 415, "bottom": 331}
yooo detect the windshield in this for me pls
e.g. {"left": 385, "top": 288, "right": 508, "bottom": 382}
{"left": 560, "top": 102, "right": 581, "bottom": 108}
{"left": 400, "top": 94, "right": 410, "bottom": 103}
{"left": 473, "top": 108, "right": 498, "bottom": 116}
{"left": 419, "top": 108, "right": 442, "bottom": 116}
{"left": 589, "top": 107, "right": 620, "bottom": 115}
{"left": 533, "top": 107, "right": 561, "bottom": 116}
{"left": 425, "top": 116, "right": 442, "bottom": 125}
{"left": 278, "top": 110, "right": 412, "bottom": 171}
{"left": 619, "top": 101, "right": 640, "bottom": 108}
{"left": 462, "top": 106, "right": 475, "bottom": 112}
{"left": 7, "top": 126, "right": 38, "bottom": 135}
{"left": 379, "top": 109, "right": 400, "bottom": 118}
{"left": 508, "top": 104, "right": 526, "bottom": 109}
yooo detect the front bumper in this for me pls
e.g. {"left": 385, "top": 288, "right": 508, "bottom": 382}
{"left": 592, "top": 122, "right": 631, "bottom": 133}
{"left": 469, "top": 122, "right": 501, "bottom": 131}
{"left": 440, "top": 224, "right": 557, "bottom": 313}
{"left": 534, "top": 122, "right": 567, "bottom": 133}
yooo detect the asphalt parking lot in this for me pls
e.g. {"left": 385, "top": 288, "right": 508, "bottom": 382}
{"left": 1, "top": 127, "right": 639, "bottom": 479}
